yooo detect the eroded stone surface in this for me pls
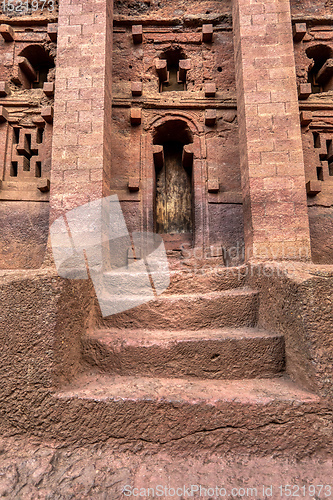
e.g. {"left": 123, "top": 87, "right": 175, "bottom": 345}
{"left": 0, "top": 436, "right": 331, "bottom": 499}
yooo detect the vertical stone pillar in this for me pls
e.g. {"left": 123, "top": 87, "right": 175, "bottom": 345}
{"left": 50, "top": 0, "right": 112, "bottom": 221}
{"left": 233, "top": 0, "right": 311, "bottom": 261}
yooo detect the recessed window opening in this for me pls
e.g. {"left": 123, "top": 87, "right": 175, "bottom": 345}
{"left": 18, "top": 45, "right": 55, "bottom": 88}
{"left": 160, "top": 47, "right": 186, "bottom": 92}
{"left": 35, "top": 161, "right": 42, "bottom": 178}
{"left": 313, "top": 132, "right": 321, "bottom": 148}
{"left": 26, "top": 134, "right": 31, "bottom": 154}
{"left": 317, "top": 166, "right": 323, "bottom": 181}
{"left": 13, "top": 130, "right": 41, "bottom": 177}
{"left": 10, "top": 161, "right": 18, "bottom": 177}
{"left": 36, "top": 128, "right": 44, "bottom": 144}
{"left": 306, "top": 44, "right": 333, "bottom": 93}
{"left": 13, "top": 128, "right": 20, "bottom": 144}
{"left": 329, "top": 162, "right": 333, "bottom": 176}
{"left": 22, "top": 157, "right": 30, "bottom": 172}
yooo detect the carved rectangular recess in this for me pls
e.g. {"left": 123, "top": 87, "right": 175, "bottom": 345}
{"left": 312, "top": 131, "right": 333, "bottom": 180}
{"left": 0, "top": 122, "right": 51, "bottom": 201}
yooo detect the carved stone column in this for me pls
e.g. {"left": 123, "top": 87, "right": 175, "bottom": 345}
{"left": 233, "top": 0, "right": 311, "bottom": 261}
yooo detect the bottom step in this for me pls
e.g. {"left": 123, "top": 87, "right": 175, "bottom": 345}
{"left": 54, "top": 373, "right": 332, "bottom": 456}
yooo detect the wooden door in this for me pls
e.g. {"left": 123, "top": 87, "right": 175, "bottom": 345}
{"left": 156, "top": 141, "right": 192, "bottom": 233}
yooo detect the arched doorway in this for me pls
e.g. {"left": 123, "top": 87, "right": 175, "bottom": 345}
{"left": 153, "top": 120, "right": 193, "bottom": 236}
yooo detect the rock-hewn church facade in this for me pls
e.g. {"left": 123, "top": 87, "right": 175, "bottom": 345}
{"left": 0, "top": 0, "right": 332, "bottom": 455}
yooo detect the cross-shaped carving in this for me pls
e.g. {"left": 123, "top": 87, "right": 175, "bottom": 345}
{"left": 313, "top": 132, "right": 333, "bottom": 181}
{"left": 10, "top": 127, "right": 44, "bottom": 179}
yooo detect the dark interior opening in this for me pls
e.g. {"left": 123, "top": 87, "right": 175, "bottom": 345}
{"left": 37, "top": 128, "right": 44, "bottom": 144}
{"left": 10, "top": 162, "right": 18, "bottom": 177}
{"left": 35, "top": 161, "right": 42, "bottom": 178}
{"left": 155, "top": 141, "right": 192, "bottom": 233}
{"left": 329, "top": 162, "right": 333, "bottom": 176}
{"left": 13, "top": 128, "right": 20, "bottom": 144}
{"left": 317, "top": 166, "right": 324, "bottom": 181}
{"left": 313, "top": 132, "right": 321, "bottom": 148}
{"left": 306, "top": 44, "right": 333, "bottom": 93}
{"left": 22, "top": 156, "right": 30, "bottom": 172}
{"left": 18, "top": 45, "right": 55, "bottom": 88}
{"left": 160, "top": 47, "right": 186, "bottom": 92}
{"left": 153, "top": 120, "right": 193, "bottom": 234}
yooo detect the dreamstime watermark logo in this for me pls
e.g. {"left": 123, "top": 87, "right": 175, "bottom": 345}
{"left": 50, "top": 195, "right": 170, "bottom": 317}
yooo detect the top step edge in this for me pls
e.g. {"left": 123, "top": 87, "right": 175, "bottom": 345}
{"left": 103, "top": 265, "right": 247, "bottom": 277}
{"left": 99, "top": 286, "right": 259, "bottom": 301}
{"left": 166, "top": 286, "right": 259, "bottom": 296}
{"left": 88, "top": 326, "right": 284, "bottom": 343}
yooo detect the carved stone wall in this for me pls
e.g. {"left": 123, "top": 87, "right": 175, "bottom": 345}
{"left": 111, "top": 0, "right": 245, "bottom": 260}
{"left": 0, "top": 5, "right": 57, "bottom": 267}
{"left": 0, "top": 0, "right": 332, "bottom": 267}
{"left": 292, "top": 12, "right": 333, "bottom": 263}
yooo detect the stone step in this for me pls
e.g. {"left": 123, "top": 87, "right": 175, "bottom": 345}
{"left": 102, "top": 269, "right": 168, "bottom": 297}
{"left": 101, "top": 265, "right": 247, "bottom": 297}
{"left": 96, "top": 287, "right": 259, "bottom": 330}
{"left": 82, "top": 327, "right": 285, "bottom": 379}
{"left": 54, "top": 372, "right": 332, "bottom": 455}
{"left": 166, "top": 265, "right": 248, "bottom": 293}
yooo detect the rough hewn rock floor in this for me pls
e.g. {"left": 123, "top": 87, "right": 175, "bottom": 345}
{"left": 0, "top": 436, "right": 331, "bottom": 499}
